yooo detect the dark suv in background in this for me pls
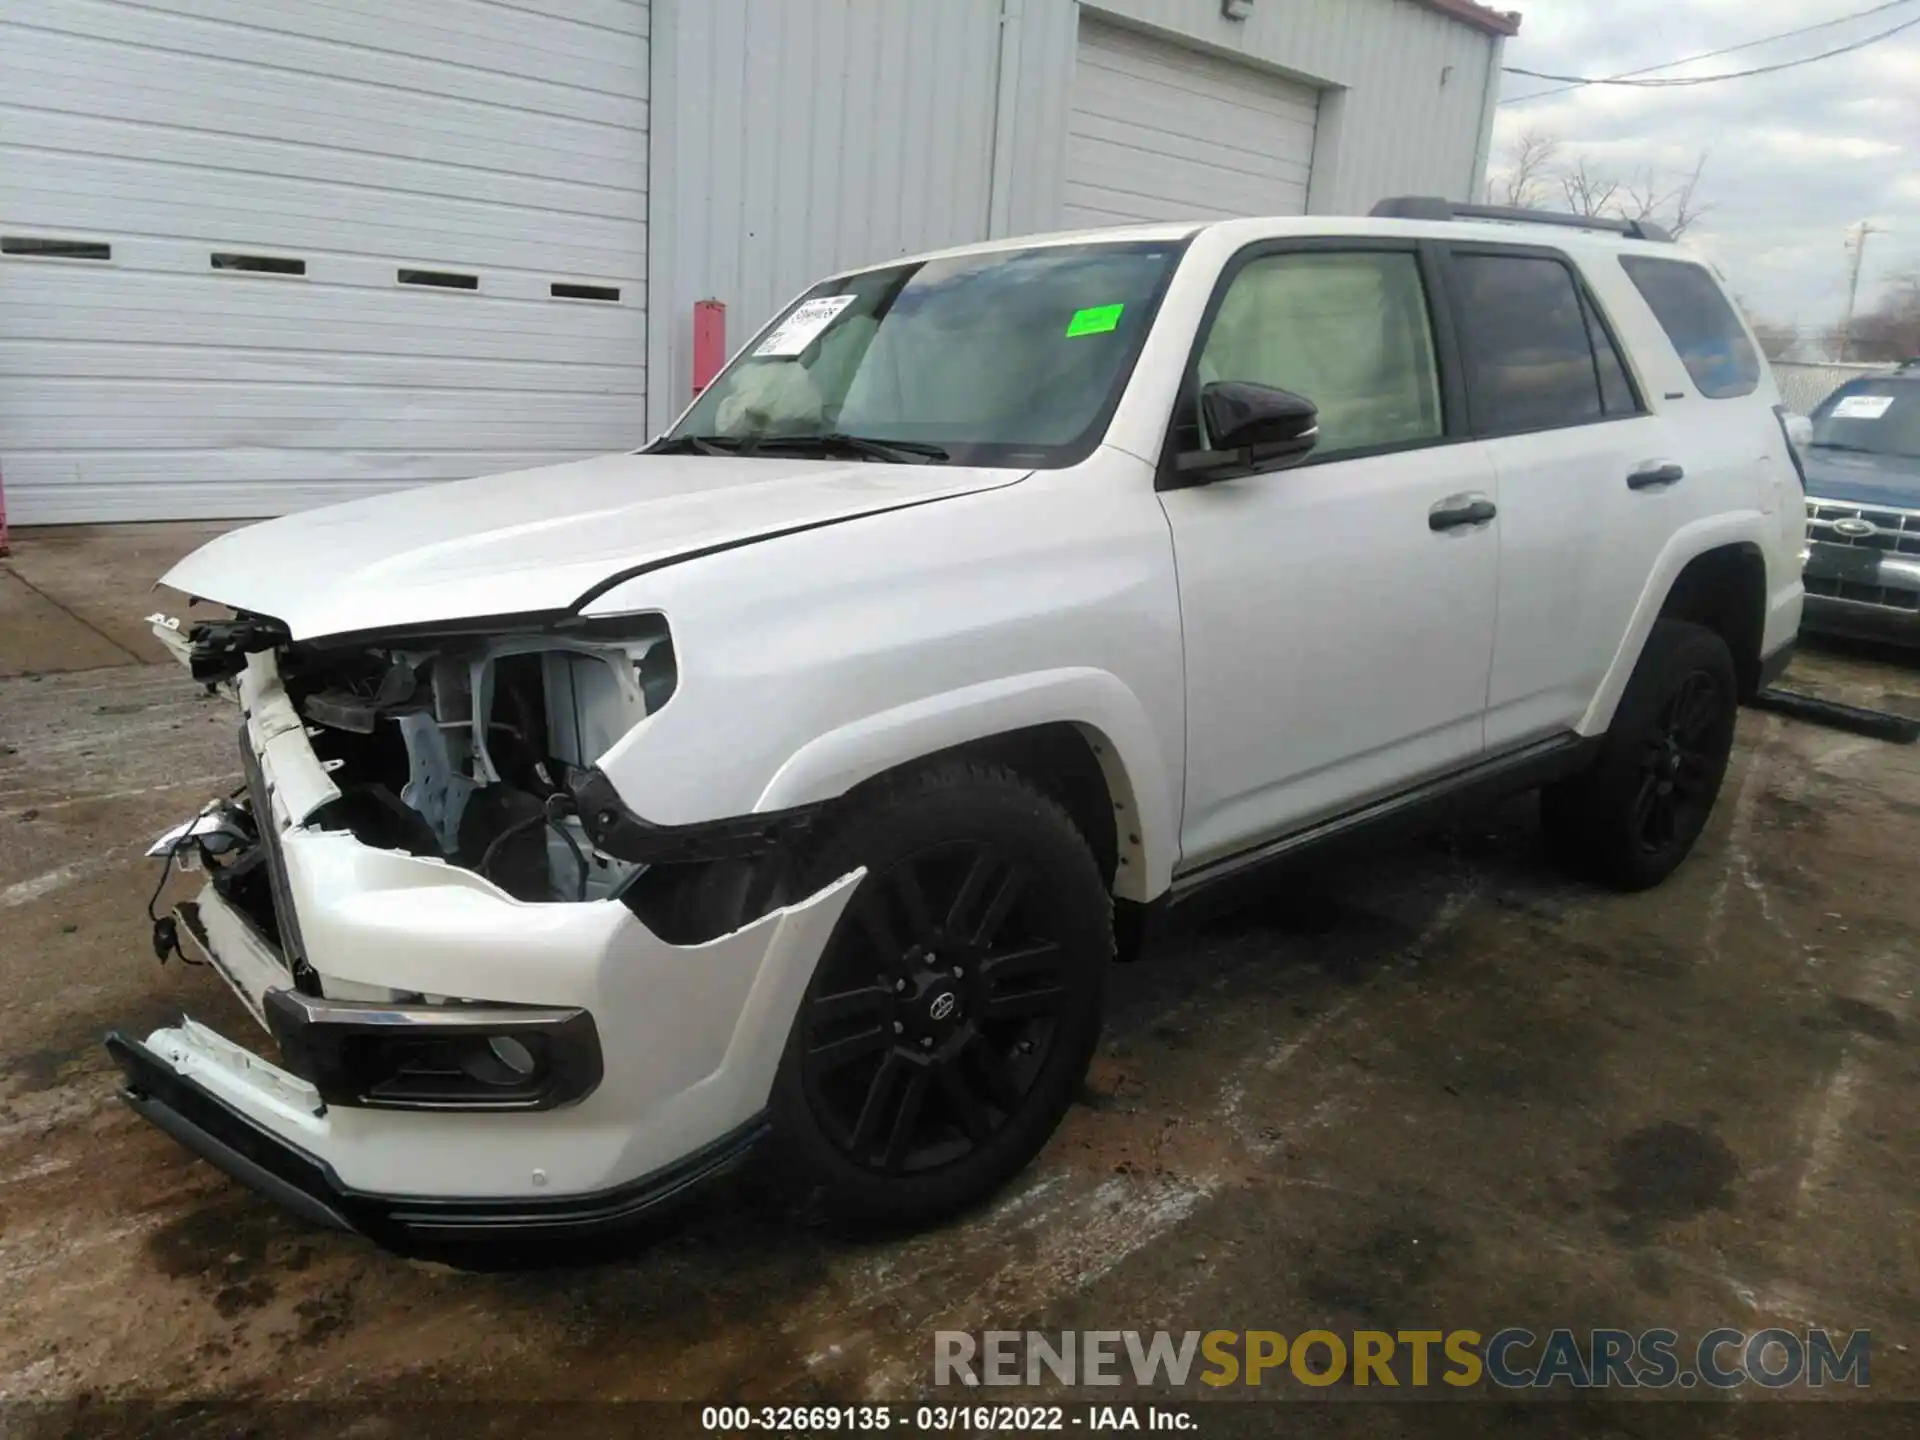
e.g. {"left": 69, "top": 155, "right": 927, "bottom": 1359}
{"left": 1801, "top": 360, "right": 1920, "bottom": 643}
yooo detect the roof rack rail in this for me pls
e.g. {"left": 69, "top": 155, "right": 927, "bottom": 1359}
{"left": 1369, "top": 195, "right": 1674, "bottom": 244}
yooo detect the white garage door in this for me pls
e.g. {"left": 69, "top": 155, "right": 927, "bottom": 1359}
{"left": 1064, "top": 17, "right": 1319, "bottom": 230}
{"left": 0, "top": 0, "right": 649, "bottom": 523}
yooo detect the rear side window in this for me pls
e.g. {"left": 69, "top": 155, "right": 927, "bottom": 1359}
{"left": 1451, "top": 253, "right": 1608, "bottom": 435}
{"left": 1619, "top": 256, "right": 1761, "bottom": 399}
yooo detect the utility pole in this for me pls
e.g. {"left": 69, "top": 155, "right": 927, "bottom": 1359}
{"left": 1837, "top": 221, "right": 1880, "bottom": 363}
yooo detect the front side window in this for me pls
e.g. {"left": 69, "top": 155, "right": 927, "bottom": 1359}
{"left": 1620, "top": 255, "right": 1761, "bottom": 400}
{"left": 1452, "top": 253, "right": 1607, "bottom": 435}
{"left": 663, "top": 241, "right": 1182, "bottom": 467}
{"left": 1192, "top": 249, "right": 1444, "bottom": 459}
{"left": 1810, "top": 380, "right": 1920, "bottom": 461}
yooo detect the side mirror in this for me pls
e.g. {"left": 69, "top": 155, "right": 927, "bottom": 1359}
{"left": 1175, "top": 382, "right": 1319, "bottom": 484}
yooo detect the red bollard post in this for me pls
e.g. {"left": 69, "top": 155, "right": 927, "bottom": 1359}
{"left": 691, "top": 299, "right": 726, "bottom": 397}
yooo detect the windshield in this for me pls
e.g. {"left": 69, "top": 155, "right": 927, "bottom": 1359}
{"left": 662, "top": 241, "right": 1185, "bottom": 467}
{"left": 1810, "top": 379, "right": 1920, "bottom": 461}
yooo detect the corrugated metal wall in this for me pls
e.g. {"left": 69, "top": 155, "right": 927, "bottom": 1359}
{"left": 646, "top": 0, "right": 1004, "bottom": 429}
{"left": 648, "top": 0, "right": 1500, "bottom": 424}
{"left": 1005, "top": 0, "right": 1500, "bottom": 228}
{"left": 2, "top": 0, "right": 651, "bottom": 523}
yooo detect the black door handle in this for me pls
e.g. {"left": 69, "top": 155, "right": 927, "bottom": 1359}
{"left": 1628, "top": 463, "right": 1685, "bottom": 489}
{"left": 1429, "top": 498, "right": 1498, "bottom": 531}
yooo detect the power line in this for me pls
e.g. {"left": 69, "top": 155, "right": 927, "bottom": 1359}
{"left": 1501, "top": 0, "right": 1920, "bottom": 102}
{"left": 1500, "top": 0, "right": 1913, "bottom": 104}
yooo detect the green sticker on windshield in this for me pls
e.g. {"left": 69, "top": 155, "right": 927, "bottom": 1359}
{"left": 1066, "top": 303, "right": 1125, "bottom": 337}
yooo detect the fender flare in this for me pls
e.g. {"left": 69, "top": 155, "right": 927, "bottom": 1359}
{"left": 1578, "top": 510, "right": 1774, "bottom": 736}
{"left": 752, "top": 667, "right": 1179, "bottom": 902}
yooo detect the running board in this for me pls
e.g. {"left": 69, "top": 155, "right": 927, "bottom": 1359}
{"left": 1169, "top": 734, "right": 1601, "bottom": 904}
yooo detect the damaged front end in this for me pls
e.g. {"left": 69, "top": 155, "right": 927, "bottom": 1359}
{"left": 113, "top": 611, "right": 858, "bottom": 1246}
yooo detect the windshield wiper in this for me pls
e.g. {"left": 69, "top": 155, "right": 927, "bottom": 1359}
{"left": 644, "top": 434, "right": 744, "bottom": 456}
{"left": 751, "top": 433, "right": 951, "bottom": 464}
{"left": 1810, "top": 441, "right": 1881, "bottom": 454}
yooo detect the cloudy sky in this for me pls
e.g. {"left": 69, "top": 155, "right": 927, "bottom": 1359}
{"left": 1492, "top": 0, "right": 1920, "bottom": 334}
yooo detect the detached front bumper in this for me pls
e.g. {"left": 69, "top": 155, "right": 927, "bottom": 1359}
{"left": 107, "top": 1026, "right": 771, "bottom": 1245}
{"left": 114, "top": 651, "right": 859, "bottom": 1242}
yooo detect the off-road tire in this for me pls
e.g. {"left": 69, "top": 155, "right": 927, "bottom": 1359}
{"left": 1541, "top": 619, "right": 1739, "bottom": 892}
{"left": 766, "top": 760, "right": 1111, "bottom": 1230}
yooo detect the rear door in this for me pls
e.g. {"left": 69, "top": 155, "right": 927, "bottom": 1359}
{"left": 1444, "top": 245, "right": 1676, "bottom": 750}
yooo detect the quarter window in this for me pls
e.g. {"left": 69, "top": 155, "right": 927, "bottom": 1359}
{"left": 1620, "top": 256, "right": 1761, "bottom": 399}
{"left": 1452, "top": 253, "right": 1609, "bottom": 435}
{"left": 1583, "top": 292, "right": 1640, "bottom": 417}
{"left": 1193, "top": 250, "right": 1444, "bottom": 459}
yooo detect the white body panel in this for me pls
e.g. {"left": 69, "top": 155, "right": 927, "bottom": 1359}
{"left": 1481, "top": 414, "right": 1677, "bottom": 748}
{"left": 584, "top": 458, "right": 1187, "bottom": 899}
{"left": 0, "top": 0, "right": 649, "bottom": 523}
{"left": 1162, "top": 439, "right": 1499, "bottom": 869}
{"left": 160, "top": 454, "right": 1024, "bottom": 640}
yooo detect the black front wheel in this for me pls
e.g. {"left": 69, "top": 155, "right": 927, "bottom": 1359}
{"left": 769, "top": 760, "right": 1111, "bottom": 1228}
{"left": 1542, "top": 619, "right": 1739, "bottom": 891}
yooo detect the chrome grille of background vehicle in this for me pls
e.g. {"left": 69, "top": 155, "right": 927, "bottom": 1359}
{"left": 1803, "top": 574, "right": 1920, "bottom": 612}
{"left": 238, "top": 729, "right": 310, "bottom": 976}
{"left": 1804, "top": 498, "right": 1920, "bottom": 555}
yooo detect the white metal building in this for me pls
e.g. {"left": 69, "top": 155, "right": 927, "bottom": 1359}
{"left": 0, "top": 0, "right": 1518, "bottom": 524}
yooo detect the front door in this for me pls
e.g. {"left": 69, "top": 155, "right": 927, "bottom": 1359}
{"left": 1158, "top": 243, "right": 1500, "bottom": 874}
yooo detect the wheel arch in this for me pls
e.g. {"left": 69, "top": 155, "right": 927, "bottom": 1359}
{"left": 752, "top": 668, "right": 1177, "bottom": 902}
{"left": 1580, "top": 519, "right": 1774, "bottom": 736}
{"left": 1656, "top": 542, "right": 1769, "bottom": 698}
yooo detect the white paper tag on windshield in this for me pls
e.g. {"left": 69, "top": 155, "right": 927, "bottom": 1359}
{"left": 755, "top": 295, "right": 856, "bottom": 357}
{"left": 1832, "top": 394, "right": 1895, "bottom": 420}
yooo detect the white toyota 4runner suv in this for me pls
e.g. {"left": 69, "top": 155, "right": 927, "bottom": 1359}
{"left": 116, "top": 199, "right": 1804, "bottom": 1247}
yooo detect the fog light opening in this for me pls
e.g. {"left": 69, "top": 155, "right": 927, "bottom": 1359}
{"left": 487, "top": 1035, "right": 539, "bottom": 1078}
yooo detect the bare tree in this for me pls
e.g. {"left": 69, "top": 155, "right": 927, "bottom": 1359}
{"left": 1621, "top": 153, "right": 1713, "bottom": 239}
{"left": 1489, "top": 131, "right": 1713, "bottom": 239}
{"left": 1847, "top": 271, "right": 1920, "bottom": 363}
{"left": 1558, "top": 156, "right": 1620, "bottom": 219}
{"left": 1492, "top": 129, "right": 1560, "bottom": 209}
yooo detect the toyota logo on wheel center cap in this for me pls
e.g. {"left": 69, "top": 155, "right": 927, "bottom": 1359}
{"left": 929, "top": 992, "right": 957, "bottom": 1022}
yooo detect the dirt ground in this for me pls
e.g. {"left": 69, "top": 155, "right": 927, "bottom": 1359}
{"left": 2, "top": 525, "right": 1917, "bottom": 1436}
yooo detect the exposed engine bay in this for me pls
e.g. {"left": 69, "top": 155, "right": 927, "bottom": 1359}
{"left": 170, "top": 612, "right": 680, "bottom": 906}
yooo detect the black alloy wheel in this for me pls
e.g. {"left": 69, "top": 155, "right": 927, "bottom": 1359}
{"left": 1631, "top": 668, "right": 1724, "bottom": 854}
{"left": 801, "top": 840, "right": 1069, "bottom": 1175}
{"left": 1541, "top": 619, "right": 1738, "bottom": 892}
{"left": 768, "top": 760, "right": 1111, "bottom": 1227}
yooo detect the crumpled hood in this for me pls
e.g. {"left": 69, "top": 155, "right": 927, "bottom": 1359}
{"left": 1802, "top": 448, "right": 1920, "bottom": 510}
{"left": 161, "top": 452, "right": 1026, "bottom": 640}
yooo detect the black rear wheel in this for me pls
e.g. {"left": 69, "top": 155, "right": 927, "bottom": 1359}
{"left": 1542, "top": 619, "right": 1738, "bottom": 891}
{"left": 770, "top": 761, "right": 1110, "bottom": 1227}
